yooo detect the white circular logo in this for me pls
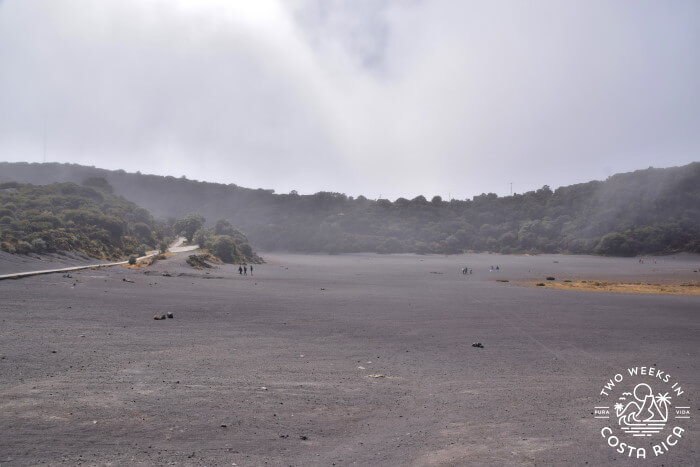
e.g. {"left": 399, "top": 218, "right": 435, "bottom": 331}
{"left": 594, "top": 366, "right": 691, "bottom": 459}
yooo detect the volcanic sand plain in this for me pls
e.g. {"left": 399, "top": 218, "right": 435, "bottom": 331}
{"left": 0, "top": 252, "right": 698, "bottom": 465}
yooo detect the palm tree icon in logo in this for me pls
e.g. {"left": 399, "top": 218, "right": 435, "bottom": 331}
{"left": 615, "top": 383, "right": 672, "bottom": 436}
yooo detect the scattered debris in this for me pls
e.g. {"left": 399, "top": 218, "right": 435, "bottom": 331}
{"left": 166, "top": 312, "right": 174, "bottom": 319}
{"left": 62, "top": 273, "right": 72, "bottom": 278}
{"left": 430, "top": 271, "right": 444, "bottom": 274}
{"left": 153, "top": 314, "right": 167, "bottom": 320}
{"left": 260, "top": 386, "right": 268, "bottom": 390}
{"left": 220, "top": 424, "right": 228, "bottom": 428}
{"left": 122, "top": 278, "right": 134, "bottom": 283}
{"left": 536, "top": 282, "right": 546, "bottom": 286}
{"left": 279, "top": 434, "right": 289, "bottom": 438}
{"left": 186, "top": 254, "right": 215, "bottom": 269}
{"left": 320, "top": 288, "right": 325, "bottom": 291}
{"left": 51, "top": 350, "right": 57, "bottom": 353}
{"left": 546, "top": 276, "right": 556, "bottom": 281}
{"left": 497, "top": 279, "right": 509, "bottom": 283}
{"left": 472, "top": 342, "right": 484, "bottom": 348}
{"left": 162, "top": 272, "right": 172, "bottom": 277}
{"left": 367, "top": 374, "right": 385, "bottom": 378}
{"left": 357, "top": 366, "right": 366, "bottom": 370}
{"left": 299, "top": 435, "right": 309, "bottom": 440}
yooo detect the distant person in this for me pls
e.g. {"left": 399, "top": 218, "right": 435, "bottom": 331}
{"left": 238, "top": 266, "right": 243, "bottom": 275}
{"left": 496, "top": 265, "right": 500, "bottom": 271}
{"left": 244, "top": 265, "right": 248, "bottom": 276}
{"left": 250, "top": 265, "right": 254, "bottom": 276}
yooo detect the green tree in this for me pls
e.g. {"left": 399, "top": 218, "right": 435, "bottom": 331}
{"left": 214, "top": 218, "right": 235, "bottom": 236}
{"left": 211, "top": 235, "right": 236, "bottom": 262}
{"left": 174, "top": 214, "right": 205, "bottom": 242}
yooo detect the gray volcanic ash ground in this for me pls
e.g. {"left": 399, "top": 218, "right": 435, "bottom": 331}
{"left": 0, "top": 252, "right": 698, "bottom": 465}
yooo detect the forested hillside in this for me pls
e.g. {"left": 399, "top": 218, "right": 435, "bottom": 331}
{"left": 1, "top": 161, "right": 698, "bottom": 256}
{"left": 0, "top": 179, "right": 262, "bottom": 263}
{"left": 0, "top": 180, "right": 163, "bottom": 259}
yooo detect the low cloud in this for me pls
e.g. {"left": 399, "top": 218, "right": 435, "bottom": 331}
{"left": 0, "top": 0, "right": 698, "bottom": 199}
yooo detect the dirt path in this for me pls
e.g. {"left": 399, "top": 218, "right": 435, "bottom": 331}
{"left": 0, "top": 237, "right": 197, "bottom": 280}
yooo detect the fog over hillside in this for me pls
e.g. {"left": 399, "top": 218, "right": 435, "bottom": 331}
{"left": 1, "top": 161, "right": 698, "bottom": 256}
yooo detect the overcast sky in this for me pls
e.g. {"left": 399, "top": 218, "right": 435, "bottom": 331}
{"left": 0, "top": 1, "right": 698, "bottom": 199}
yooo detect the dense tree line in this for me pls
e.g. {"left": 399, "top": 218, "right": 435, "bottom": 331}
{"left": 1, "top": 161, "right": 698, "bottom": 256}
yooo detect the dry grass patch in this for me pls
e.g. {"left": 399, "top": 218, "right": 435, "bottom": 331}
{"left": 121, "top": 252, "right": 173, "bottom": 269}
{"left": 534, "top": 280, "right": 700, "bottom": 296}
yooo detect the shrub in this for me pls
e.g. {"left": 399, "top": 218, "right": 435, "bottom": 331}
{"left": 15, "top": 240, "right": 32, "bottom": 254}
{"left": 128, "top": 255, "right": 137, "bottom": 265}
{"left": 31, "top": 238, "right": 47, "bottom": 253}
{"left": 595, "top": 232, "right": 639, "bottom": 257}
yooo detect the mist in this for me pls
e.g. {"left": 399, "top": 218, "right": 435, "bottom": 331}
{"left": 0, "top": 0, "right": 698, "bottom": 199}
